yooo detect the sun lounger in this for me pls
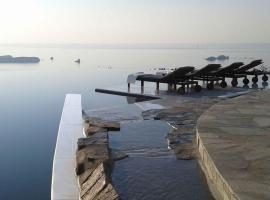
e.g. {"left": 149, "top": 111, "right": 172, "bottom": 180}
{"left": 181, "top": 64, "right": 221, "bottom": 90}
{"left": 135, "top": 66, "right": 199, "bottom": 92}
{"left": 210, "top": 62, "right": 244, "bottom": 76}
{"left": 192, "top": 62, "right": 244, "bottom": 89}
{"left": 136, "top": 64, "right": 223, "bottom": 94}
{"left": 233, "top": 60, "right": 263, "bottom": 74}
{"left": 136, "top": 66, "right": 195, "bottom": 83}
{"left": 234, "top": 60, "right": 270, "bottom": 84}
{"left": 170, "top": 64, "right": 222, "bottom": 93}
{"left": 130, "top": 60, "right": 268, "bottom": 94}
{"left": 221, "top": 60, "right": 264, "bottom": 87}
{"left": 199, "top": 60, "right": 265, "bottom": 88}
{"left": 185, "top": 64, "right": 221, "bottom": 78}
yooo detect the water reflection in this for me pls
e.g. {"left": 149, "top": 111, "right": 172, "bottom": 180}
{"left": 242, "top": 81, "right": 269, "bottom": 90}
{"left": 110, "top": 121, "right": 212, "bottom": 200}
{"left": 262, "top": 81, "right": 268, "bottom": 88}
{"left": 243, "top": 84, "right": 250, "bottom": 89}
{"left": 252, "top": 83, "right": 259, "bottom": 89}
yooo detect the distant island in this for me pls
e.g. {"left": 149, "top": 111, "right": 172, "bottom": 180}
{"left": 0, "top": 55, "right": 40, "bottom": 63}
{"left": 206, "top": 55, "right": 229, "bottom": 61}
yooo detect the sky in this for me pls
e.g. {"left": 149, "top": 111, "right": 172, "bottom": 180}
{"left": 0, "top": 0, "right": 270, "bottom": 44}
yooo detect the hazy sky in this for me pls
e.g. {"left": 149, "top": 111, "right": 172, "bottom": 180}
{"left": 0, "top": 0, "right": 270, "bottom": 44}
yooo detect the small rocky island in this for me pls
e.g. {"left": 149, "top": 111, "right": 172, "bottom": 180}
{"left": 0, "top": 55, "right": 40, "bottom": 63}
{"left": 206, "top": 55, "right": 229, "bottom": 61}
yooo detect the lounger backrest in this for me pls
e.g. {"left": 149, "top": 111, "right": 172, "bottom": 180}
{"left": 217, "top": 62, "right": 244, "bottom": 74}
{"left": 234, "top": 60, "right": 263, "bottom": 73}
{"left": 192, "top": 64, "right": 221, "bottom": 76}
{"left": 162, "top": 66, "right": 195, "bottom": 81}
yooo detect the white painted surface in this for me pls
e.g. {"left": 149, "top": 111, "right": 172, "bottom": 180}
{"left": 126, "top": 72, "right": 144, "bottom": 83}
{"left": 51, "top": 94, "right": 83, "bottom": 200}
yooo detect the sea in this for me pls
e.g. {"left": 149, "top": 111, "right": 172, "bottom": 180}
{"left": 0, "top": 43, "right": 269, "bottom": 199}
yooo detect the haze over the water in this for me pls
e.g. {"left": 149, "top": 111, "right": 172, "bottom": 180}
{"left": 0, "top": 0, "right": 270, "bottom": 44}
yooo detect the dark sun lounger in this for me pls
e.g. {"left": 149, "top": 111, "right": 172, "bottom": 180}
{"left": 136, "top": 66, "right": 195, "bottom": 83}
{"left": 185, "top": 64, "right": 221, "bottom": 78}
{"left": 130, "top": 60, "right": 268, "bottom": 94}
{"left": 192, "top": 62, "right": 244, "bottom": 89}
{"left": 210, "top": 62, "right": 244, "bottom": 76}
{"left": 178, "top": 64, "right": 222, "bottom": 90}
{"left": 230, "top": 59, "right": 269, "bottom": 86}
{"left": 196, "top": 60, "right": 265, "bottom": 88}
{"left": 136, "top": 66, "right": 199, "bottom": 92}
{"left": 221, "top": 60, "right": 265, "bottom": 87}
{"left": 233, "top": 60, "right": 263, "bottom": 74}
{"left": 136, "top": 64, "right": 222, "bottom": 94}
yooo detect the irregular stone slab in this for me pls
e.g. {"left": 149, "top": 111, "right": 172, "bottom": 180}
{"left": 84, "top": 125, "right": 107, "bottom": 136}
{"left": 77, "top": 153, "right": 119, "bottom": 200}
{"left": 85, "top": 117, "right": 120, "bottom": 131}
{"left": 76, "top": 144, "right": 109, "bottom": 175}
{"left": 78, "top": 165, "right": 99, "bottom": 186}
{"left": 93, "top": 183, "right": 119, "bottom": 200}
{"left": 84, "top": 117, "right": 120, "bottom": 136}
{"left": 81, "top": 163, "right": 108, "bottom": 199}
{"left": 174, "top": 143, "right": 195, "bottom": 160}
{"left": 78, "top": 132, "right": 108, "bottom": 150}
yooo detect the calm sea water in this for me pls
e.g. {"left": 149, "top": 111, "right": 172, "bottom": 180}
{"left": 0, "top": 44, "right": 269, "bottom": 199}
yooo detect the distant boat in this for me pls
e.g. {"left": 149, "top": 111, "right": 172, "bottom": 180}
{"left": 75, "top": 59, "right": 80, "bottom": 64}
{"left": 0, "top": 55, "right": 40, "bottom": 63}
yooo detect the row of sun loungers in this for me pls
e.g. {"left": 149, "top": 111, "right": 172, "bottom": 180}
{"left": 132, "top": 60, "right": 268, "bottom": 94}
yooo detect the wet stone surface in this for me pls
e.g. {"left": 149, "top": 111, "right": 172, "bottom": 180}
{"left": 142, "top": 98, "right": 219, "bottom": 160}
{"left": 76, "top": 117, "right": 121, "bottom": 200}
{"left": 84, "top": 117, "right": 120, "bottom": 136}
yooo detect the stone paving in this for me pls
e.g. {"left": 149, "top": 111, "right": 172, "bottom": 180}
{"left": 197, "top": 90, "right": 270, "bottom": 200}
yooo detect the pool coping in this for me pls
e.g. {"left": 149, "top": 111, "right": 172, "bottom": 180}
{"left": 196, "top": 90, "right": 270, "bottom": 200}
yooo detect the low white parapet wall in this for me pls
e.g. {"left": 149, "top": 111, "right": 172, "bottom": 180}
{"left": 51, "top": 94, "right": 83, "bottom": 200}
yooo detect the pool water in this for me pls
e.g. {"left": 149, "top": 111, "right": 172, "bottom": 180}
{"left": 109, "top": 120, "right": 213, "bottom": 200}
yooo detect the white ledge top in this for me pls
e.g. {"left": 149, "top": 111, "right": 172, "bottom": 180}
{"left": 51, "top": 94, "right": 83, "bottom": 200}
